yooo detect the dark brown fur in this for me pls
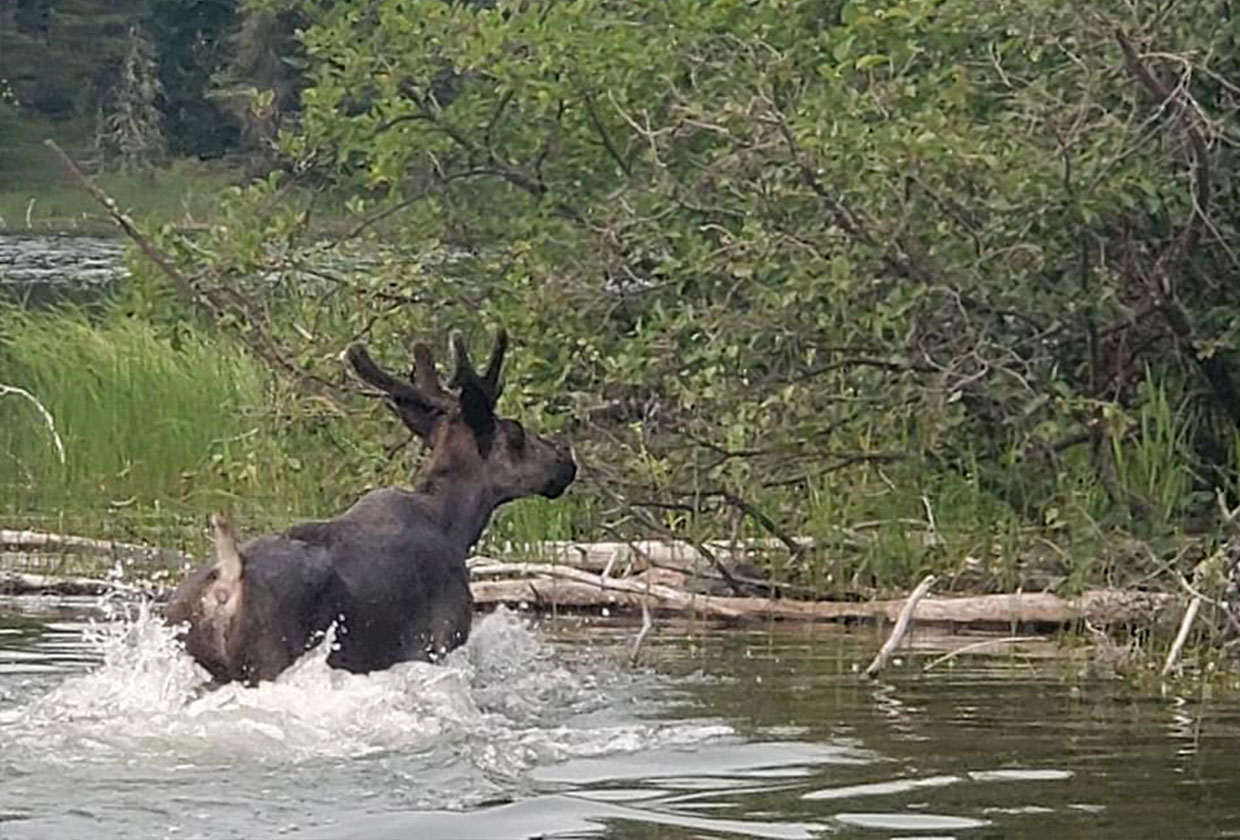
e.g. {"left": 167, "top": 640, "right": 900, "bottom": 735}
{"left": 165, "top": 328, "right": 576, "bottom": 685}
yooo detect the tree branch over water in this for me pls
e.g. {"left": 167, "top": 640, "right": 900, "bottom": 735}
{"left": 44, "top": 140, "right": 347, "bottom": 407}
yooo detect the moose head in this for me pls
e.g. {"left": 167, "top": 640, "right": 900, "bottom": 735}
{"left": 345, "top": 326, "right": 577, "bottom": 505}
{"left": 167, "top": 326, "right": 578, "bottom": 684}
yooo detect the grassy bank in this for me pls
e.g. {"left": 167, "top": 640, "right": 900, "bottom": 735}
{"left": 1, "top": 304, "right": 1234, "bottom": 678}
{"left": 0, "top": 302, "right": 1195, "bottom": 593}
{"left": 0, "top": 307, "right": 326, "bottom": 543}
{"left": 0, "top": 158, "right": 237, "bottom": 235}
{"left": 0, "top": 112, "right": 239, "bottom": 234}
{"left": 0, "top": 304, "right": 591, "bottom": 558}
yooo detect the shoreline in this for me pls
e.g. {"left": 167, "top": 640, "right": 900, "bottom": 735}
{"left": 0, "top": 529, "right": 1176, "bottom": 633}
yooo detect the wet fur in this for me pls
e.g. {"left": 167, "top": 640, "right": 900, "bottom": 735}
{"left": 165, "top": 329, "right": 576, "bottom": 685}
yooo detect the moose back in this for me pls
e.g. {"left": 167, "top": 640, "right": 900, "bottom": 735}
{"left": 164, "top": 328, "right": 576, "bottom": 685}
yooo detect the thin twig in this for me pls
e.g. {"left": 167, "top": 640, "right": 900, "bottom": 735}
{"left": 922, "top": 635, "right": 1045, "bottom": 672}
{"left": 0, "top": 383, "right": 66, "bottom": 464}
{"left": 342, "top": 187, "right": 431, "bottom": 240}
{"left": 594, "top": 479, "right": 753, "bottom": 596}
{"left": 864, "top": 574, "right": 936, "bottom": 678}
{"left": 44, "top": 139, "right": 199, "bottom": 302}
{"left": 1115, "top": 30, "right": 1210, "bottom": 260}
{"left": 630, "top": 596, "right": 653, "bottom": 667}
{"left": 1161, "top": 595, "right": 1202, "bottom": 677}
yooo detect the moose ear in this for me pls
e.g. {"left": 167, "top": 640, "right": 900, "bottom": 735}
{"left": 459, "top": 380, "right": 496, "bottom": 454}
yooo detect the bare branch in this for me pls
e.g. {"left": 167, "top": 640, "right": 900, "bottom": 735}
{"left": 0, "top": 383, "right": 65, "bottom": 464}
{"left": 45, "top": 140, "right": 347, "bottom": 406}
{"left": 864, "top": 574, "right": 937, "bottom": 678}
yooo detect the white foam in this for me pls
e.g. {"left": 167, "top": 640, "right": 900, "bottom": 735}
{"left": 1, "top": 604, "right": 732, "bottom": 779}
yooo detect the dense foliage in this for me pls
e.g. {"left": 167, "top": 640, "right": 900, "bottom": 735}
{"left": 111, "top": 0, "right": 1232, "bottom": 596}
{"left": 4, "top": 0, "right": 1238, "bottom": 599}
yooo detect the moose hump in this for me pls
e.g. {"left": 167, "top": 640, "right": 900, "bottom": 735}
{"left": 165, "top": 327, "right": 577, "bottom": 685}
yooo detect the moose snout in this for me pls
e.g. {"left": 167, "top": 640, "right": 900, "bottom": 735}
{"left": 541, "top": 436, "right": 578, "bottom": 498}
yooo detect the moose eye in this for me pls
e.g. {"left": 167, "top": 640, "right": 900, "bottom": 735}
{"left": 509, "top": 423, "right": 527, "bottom": 452}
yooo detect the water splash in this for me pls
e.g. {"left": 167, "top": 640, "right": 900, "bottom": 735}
{"left": 1, "top": 603, "right": 731, "bottom": 783}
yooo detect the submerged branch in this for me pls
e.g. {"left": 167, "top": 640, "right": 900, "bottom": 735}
{"left": 922, "top": 636, "right": 1047, "bottom": 672}
{"left": 1161, "top": 595, "right": 1202, "bottom": 676}
{"left": 864, "top": 574, "right": 936, "bottom": 678}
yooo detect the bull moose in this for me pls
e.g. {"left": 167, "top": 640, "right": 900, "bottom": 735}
{"left": 164, "top": 328, "right": 577, "bottom": 685}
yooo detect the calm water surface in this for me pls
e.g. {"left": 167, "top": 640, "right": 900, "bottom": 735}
{"left": 0, "top": 596, "right": 1237, "bottom": 839}
{"left": 0, "top": 235, "right": 125, "bottom": 300}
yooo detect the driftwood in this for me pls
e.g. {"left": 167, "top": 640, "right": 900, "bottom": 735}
{"left": 0, "top": 528, "right": 189, "bottom": 566}
{"left": 470, "top": 561, "right": 1172, "bottom": 628}
{"left": 0, "top": 565, "right": 1170, "bottom": 629}
{"left": 0, "top": 570, "right": 131, "bottom": 597}
{"left": 864, "top": 574, "right": 936, "bottom": 677}
{"left": 0, "top": 529, "right": 1175, "bottom": 630}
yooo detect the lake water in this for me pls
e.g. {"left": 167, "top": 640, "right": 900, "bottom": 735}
{"left": 1, "top": 596, "right": 1238, "bottom": 839}
{"left": 1, "top": 235, "right": 1236, "bottom": 838}
{"left": 0, "top": 235, "right": 125, "bottom": 300}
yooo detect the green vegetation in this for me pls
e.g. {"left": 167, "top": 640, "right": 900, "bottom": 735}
{"left": 0, "top": 306, "right": 326, "bottom": 539}
{"left": 0, "top": 157, "right": 236, "bottom": 233}
{"left": 3, "top": 0, "right": 1240, "bottom": 655}
{"left": 129, "top": 0, "right": 1233, "bottom": 594}
{"left": 0, "top": 303, "right": 593, "bottom": 553}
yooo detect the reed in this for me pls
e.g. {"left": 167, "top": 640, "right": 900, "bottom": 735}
{"left": 0, "top": 306, "right": 331, "bottom": 535}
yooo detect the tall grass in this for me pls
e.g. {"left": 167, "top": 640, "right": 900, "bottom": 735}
{"left": 0, "top": 305, "right": 600, "bottom": 556}
{"left": 1108, "top": 376, "right": 1195, "bottom": 533}
{"left": 0, "top": 306, "right": 346, "bottom": 547}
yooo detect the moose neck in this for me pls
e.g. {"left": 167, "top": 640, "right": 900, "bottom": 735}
{"left": 413, "top": 464, "right": 499, "bottom": 549}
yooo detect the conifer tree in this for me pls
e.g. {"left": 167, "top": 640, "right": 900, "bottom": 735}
{"left": 97, "top": 25, "right": 167, "bottom": 174}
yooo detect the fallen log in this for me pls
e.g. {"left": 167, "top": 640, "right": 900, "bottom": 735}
{"left": 470, "top": 573, "right": 1172, "bottom": 628}
{"left": 471, "top": 561, "right": 749, "bottom": 618}
{"left": 0, "top": 570, "right": 127, "bottom": 597}
{"left": 1, "top": 564, "right": 1173, "bottom": 629}
{"left": 510, "top": 538, "right": 814, "bottom": 572}
{"left": 0, "top": 528, "right": 189, "bottom": 567}
{"left": 0, "top": 528, "right": 1177, "bottom": 630}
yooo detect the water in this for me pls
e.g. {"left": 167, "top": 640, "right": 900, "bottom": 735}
{"left": 2, "top": 597, "right": 1238, "bottom": 839}
{"left": 0, "top": 235, "right": 125, "bottom": 300}
{"left": 0, "top": 233, "right": 463, "bottom": 305}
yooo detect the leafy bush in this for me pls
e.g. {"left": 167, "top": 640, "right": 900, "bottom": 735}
{"left": 130, "top": 0, "right": 1240, "bottom": 592}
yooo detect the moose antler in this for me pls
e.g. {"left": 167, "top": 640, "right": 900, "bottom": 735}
{"left": 343, "top": 327, "right": 509, "bottom": 440}
{"left": 448, "top": 327, "right": 507, "bottom": 403}
{"left": 410, "top": 342, "right": 450, "bottom": 400}
{"left": 482, "top": 328, "right": 508, "bottom": 399}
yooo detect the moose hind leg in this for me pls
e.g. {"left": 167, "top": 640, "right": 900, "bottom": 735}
{"left": 426, "top": 578, "right": 472, "bottom": 661}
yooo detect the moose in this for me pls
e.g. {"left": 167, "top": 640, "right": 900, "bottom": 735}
{"left": 164, "top": 327, "right": 577, "bottom": 685}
